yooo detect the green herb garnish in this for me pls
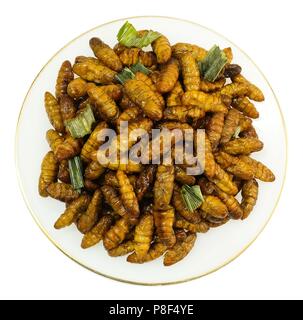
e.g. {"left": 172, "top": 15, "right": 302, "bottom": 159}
{"left": 68, "top": 156, "right": 84, "bottom": 191}
{"left": 181, "top": 184, "right": 204, "bottom": 212}
{"left": 233, "top": 126, "right": 241, "bottom": 139}
{"left": 130, "top": 62, "right": 151, "bottom": 75}
{"left": 115, "top": 67, "right": 135, "bottom": 84}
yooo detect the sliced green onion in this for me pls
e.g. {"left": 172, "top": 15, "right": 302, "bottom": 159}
{"left": 68, "top": 156, "right": 84, "bottom": 191}
{"left": 130, "top": 62, "right": 151, "bottom": 75}
{"left": 198, "top": 45, "right": 228, "bottom": 82}
{"left": 115, "top": 67, "right": 135, "bottom": 84}
{"left": 65, "top": 105, "right": 95, "bottom": 138}
{"left": 233, "top": 126, "right": 241, "bottom": 139}
{"left": 117, "top": 21, "right": 161, "bottom": 48}
{"left": 181, "top": 184, "right": 204, "bottom": 212}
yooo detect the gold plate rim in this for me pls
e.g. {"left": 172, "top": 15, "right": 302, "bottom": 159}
{"left": 15, "top": 15, "right": 288, "bottom": 286}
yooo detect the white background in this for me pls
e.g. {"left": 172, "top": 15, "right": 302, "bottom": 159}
{"left": 0, "top": 0, "right": 301, "bottom": 300}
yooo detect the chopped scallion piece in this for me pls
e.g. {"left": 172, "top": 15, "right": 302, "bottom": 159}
{"left": 68, "top": 156, "right": 84, "bottom": 191}
{"left": 130, "top": 62, "right": 151, "bottom": 75}
{"left": 181, "top": 184, "right": 204, "bottom": 212}
{"left": 115, "top": 67, "right": 135, "bottom": 84}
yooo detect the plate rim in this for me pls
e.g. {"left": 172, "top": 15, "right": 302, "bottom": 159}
{"left": 15, "top": 15, "right": 288, "bottom": 286}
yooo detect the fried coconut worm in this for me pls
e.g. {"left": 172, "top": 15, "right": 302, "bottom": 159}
{"left": 81, "top": 215, "right": 113, "bottom": 249}
{"left": 116, "top": 106, "right": 141, "bottom": 127}
{"left": 89, "top": 37, "right": 122, "bottom": 72}
{"left": 67, "top": 78, "right": 88, "bottom": 100}
{"left": 239, "top": 156, "right": 275, "bottom": 182}
{"left": 222, "top": 137, "right": 264, "bottom": 155}
{"left": 233, "top": 74, "right": 265, "bottom": 102}
{"left": 55, "top": 135, "right": 82, "bottom": 162}
{"left": 101, "top": 185, "right": 128, "bottom": 218}
{"left": 124, "top": 79, "right": 163, "bottom": 121}
{"left": 117, "top": 47, "right": 156, "bottom": 67}
{"left": 152, "top": 34, "right": 172, "bottom": 64}
{"left": 117, "top": 170, "right": 140, "bottom": 225}
{"left": 200, "top": 78, "right": 226, "bottom": 93}
{"left": 155, "top": 58, "right": 179, "bottom": 93}
{"left": 59, "top": 94, "right": 77, "bottom": 122}
{"left": 77, "top": 189, "right": 103, "bottom": 234}
{"left": 135, "top": 165, "right": 157, "bottom": 201}
{"left": 163, "top": 233, "right": 197, "bottom": 266}
{"left": 103, "top": 217, "right": 130, "bottom": 250}
{"left": 46, "top": 129, "right": 64, "bottom": 154}
{"left": 232, "top": 97, "right": 259, "bottom": 119}
{"left": 84, "top": 160, "right": 105, "bottom": 180}
{"left": 127, "top": 213, "right": 154, "bottom": 262}
{"left": 44, "top": 92, "right": 65, "bottom": 133}
{"left": 163, "top": 106, "right": 205, "bottom": 123}
{"left": 166, "top": 81, "right": 184, "bottom": 107}
{"left": 179, "top": 53, "right": 200, "bottom": 91}
{"left": 174, "top": 166, "right": 196, "bottom": 186}
{"left": 153, "top": 207, "right": 176, "bottom": 248}
{"left": 200, "top": 195, "right": 229, "bottom": 219}
{"left": 46, "top": 182, "right": 79, "bottom": 202}
{"left": 108, "top": 240, "right": 134, "bottom": 257}
{"left": 172, "top": 43, "right": 207, "bottom": 60}
{"left": 220, "top": 109, "right": 241, "bottom": 145}
{"left": 127, "top": 241, "right": 167, "bottom": 264}
{"left": 241, "top": 179, "right": 259, "bottom": 220}
{"left": 175, "top": 217, "right": 209, "bottom": 233}
{"left": 54, "top": 194, "right": 91, "bottom": 229}
{"left": 55, "top": 60, "right": 74, "bottom": 99}
{"left": 39, "top": 151, "right": 59, "bottom": 197}
{"left": 57, "top": 160, "right": 70, "bottom": 183}
{"left": 220, "top": 83, "right": 248, "bottom": 99}
{"left": 153, "top": 165, "right": 175, "bottom": 210}
{"left": 203, "top": 135, "right": 216, "bottom": 178}
{"left": 206, "top": 112, "right": 225, "bottom": 150}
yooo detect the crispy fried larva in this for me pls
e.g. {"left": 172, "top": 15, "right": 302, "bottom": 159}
{"left": 44, "top": 92, "right": 65, "bottom": 133}
{"left": 200, "top": 78, "right": 226, "bottom": 92}
{"left": 108, "top": 240, "right": 134, "bottom": 257}
{"left": 207, "top": 163, "right": 238, "bottom": 195}
{"left": 39, "top": 151, "right": 59, "bottom": 197}
{"left": 166, "top": 81, "right": 184, "bottom": 107}
{"left": 57, "top": 160, "right": 70, "bottom": 183}
{"left": 172, "top": 43, "right": 207, "bottom": 60}
{"left": 164, "top": 233, "right": 196, "bottom": 266}
{"left": 135, "top": 165, "right": 156, "bottom": 201}
{"left": 152, "top": 35, "right": 172, "bottom": 64}
{"left": 239, "top": 156, "right": 275, "bottom": 182}
{"left": 46, "top": 182, "right": 79, "bottom": 202}
{"left": 175, "top": 166, "right": 196, "bottom": 185}
{"left": 54, "top": 194, "right": 90, "bottom": 229}
{"left": 46, "top": 129, "right": 64, "bottom": 155}
{"left": 81, "top": 215, "right": 113, "bottom": 249}
{"left": 101, "top": 185, "right": 128, "bottom": 218}
{"left": 116, "top": 106, "right": 142, "bottom": 127}
{"left": 84, "top": 160, "right": 105, "bottom": 180}
{"left": 204, "top": 134, "right": 216, "bottom": 178}
{"left": 198, "top": 176, "right": 216, "bottom": 195}
{"left": 89, "top": 37, "right": 122, "bottom": 72}
{"left": 221, "top": 83, "right": 248, "bottom": 98}
{"left": 173, "top": 185, "right": 201, "bottom": 223}
{"left": 206, "top": 112, "right": 225, "bottom": 151}
{"left": 87, "top": 85, "right": 119, "bottom": 121}
{"left": 127, "top": 213, "right": 154, "bottom": 262}
{"left": 175, "top": 217, "right": 209, "bottom": 233}
{"left": 103, "top": 171, "right": 120, "bottom": 188}
{"left": 117, "top": 170, "right": 140, "bottom": 225}
{"left": 124, "top": 79, "right": 163, "bottom": 121}
{"left": 155, "top": 58, "right": 179, "bottom": 93}
{"left": 73, "top": 59, "right": 116, "bottom": 84}
{"left": 84, "top": 179, "right": 99, "bottom": 192}
{"left": 101, "top": 84, "right": 123, "bottom": 101}
{"left": 59, "top": 95, "right": 77, "bottom": 124}
{"left": 154, "top": 165, "right": 175, "bottom": 210}
{"left": 200, "top": 195, "right": 229, "bottom": 219}
{"left": 205, "top": 215, "right": 230, "bottom": 228}
{"left": 55, "top": 60, "right": 74, "bottom": 99}
{"left": 118, "top": 47, "right": 156, "bottom": 67}
{"left": 67, "top": 78, "right": 87, "bottom": 99}
{"left": 223, "top": 47, "right": 233, "bottom": 63}
{"left": 232, "top": 97, "right": 259, "bottom": 119}
{"left": 238, "top": 115, "right": 253, "bottom": 132}
{"left": 127, "top": 241, "right": 167, "bottom": 264}
{"left": 241, "top": 179, "right": 259, "bottom": 220}
{"left": 103, "top": 217, "right": 130, "bottom": 250}
{"left": 179, "top": 53, "right": 200, "bottom": 91}
{"left": 81, "top": 121, "right": 108, "bottom": 163}
{"left": 182, "top": 91, "right": 228, "bottom": 113}
{"left": 240, "top": 126, "right": 259, "bottom": 139}
{"left": 153, "top": 207, "right": 176, "bottom": 248}
{"left": 55, "top": 135, "right": 82, "bottom": 162}
{"left": 163, "top": 105, "right": 205, "bottom": 123}
{"left": 77, "top": 189, "right": 102, "bottom": 233}
{"left": 220, "top": 109, "right": 241, "bottom": 144}
{"left": 233, "top": 74, "right": 265, "bottom": 102}
{"left": 222, "top": 137, "right": 264, "bottom": 155}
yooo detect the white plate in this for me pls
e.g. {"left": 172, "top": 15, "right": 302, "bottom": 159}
{"left": 15, "top": 16, "right": 287, "bottom": 285}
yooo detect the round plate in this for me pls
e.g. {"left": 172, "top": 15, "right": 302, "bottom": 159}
{"left": 15, "top": 16, "right": 287, "bottom": 285}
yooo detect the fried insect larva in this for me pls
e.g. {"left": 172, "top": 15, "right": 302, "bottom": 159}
{"left": 55, "top": 135, "right": 82, "bottom": 161}
{"left": 232, "top": 74, "right": 265, "bottom": 102}
{"left": 54, "top": 194, "right": 90, "bottom": 229}
{"left": 77, "top": 189, "right": 103, "bottom": 233}
{"left": 87, "top": 85, "right": 119, "bottom": 121}
{"left": 55, "top": 60, "right": 74, "bottom": 99}
{"left": 222, "top": 137, "right": 264, "bottom": 155}
{"left": 89, "top": 37, "right": 122, "bottom": 72}
{"left": 241, "top": 179, "right": 259, "bottom": 220}
{"left": 154, "top": 165, "right": 175, "bottom": 210}
{"left": 103, "top": 171, "right": 120, "bottom": 188}
{"left": 220, "top": 83, "right": 248, "bottom": 98}
{"left": 135, "top": 165, "right": 157, "bottom": 201}
{"left": 200, "top": 195, "right": 229, "bottom": 219}
{"left": 172, "top": 43, "right": 207, "bottom": 60}
{"left": 59, "top": 94, "right": 77, "bottom": 122}
{"left": 118, "top": 47, "right": 156, "bottom": 67}
{"left": 81, "top": 121, "right": 108, "bottom": 163}
{"left": 223, "top": 47, "right": 233, "bottom": 63}
{"left": 101, "top": 84, "right": 123, "bottom": 101}
{"left": 200, "top": 78, "right": 226, "bottom": 92}
{"left": 84, "top": 179, "right": 99, "bottom": 192}
{"left": 232, "top": 97, "right": 259, "bottom": 119}
{"left": 46, "top": 182, "right": 79, "bottom": 202}
{"left": 46, "top": 129, "right": 64, "bottom": 154}
{"left": 159, "top": 121, "right": 193, "bottom": 131}
{"left": 239, "top": 156, "right": 275, "bottom": 182}
{"left": 174, "top": 166, "right": 196, "bottom": 185}
{"left": 38, "top": 151, "right": 59, "bottom": 197}
{"left": 205, "top": 215, "right": 230, "bottom": 228}
{"left": 84, "top": 160, "right": 105, "bottom": 180}
{"left": 73, "top": 59, "right": 116, "bottom": 84}
{"left": 197, "top": 176, "right": 216, "bottom": 195}
{"left": 240, "top": 126, "right": 259, "bottom": 139}
{"left": 179, "top": 53, "right": 200, "bottom": 91}
{"left": 174, "top": 217, "right": 209, "bottom": 233}
{"left": 220, "top": 109, "right": 241, "bottom": 144}
{"left": 108, "top": 240, "right": 134, "bottom": 257}
{"left": 103, "top": 217, "right": 130, "bottom": 250}
{"left": 127, "top": 241, "right": 167, "bottom": 264}
{"left": 155, "top": 58, "right": 179, "bottom": 93}
{"left": 182, "top": 91, "right": 228, "bottom": 113}
{"left": 172, "top": 185, "right": 201, "bottom": 223}
{"left": 153, "top": 207, "right": 176, "bottom": 248}
{"left": 152, "top": 34, "right": 172, "bottom": 64}
{"left": 81, "top": 215, "right": 113, "bottom": 249}
{"left": 116, "top": 106, "right": 142, "bottom": 127}
{"left": 44, "top": 92, "right": 65, "bottom": 133}
{"left": 124, "top": 79, "right": 163, "bottom": 121}
{"left": 67, "top": 78, "right": 88, "bottom": 99}
{"left": 166, "top": 81, "right": 184, "bottom": 107}
{"left": 163, "top": 233, "right": 197, "bottom": 266}
{"left": 101, "top": 185, "right": 128, "bottom": 218}
{"left": 119, "top": 92, "right": 138, "bottom": 109}
{"left": 127, "top": 213, "right": 154, "bottom": 262}
{"left": 207, "top": 163, "right": 238, "bottom": 195}
{"left": 116, "top": 170, "right": 140, "bottom": 225}
{"left": 57, "top": 160, "right": 70, "bottom": 183}
{"left": 206, "top": 112, "right": 225, "bottom": 150}
{"left": 163, "top": 105, "right": 205, "bottom": 123}
{"left": 203, "top": 134, "right": 216, "bottom": 178}
{"left": 238, "top": 115, "right": 253, "bottom": 132}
